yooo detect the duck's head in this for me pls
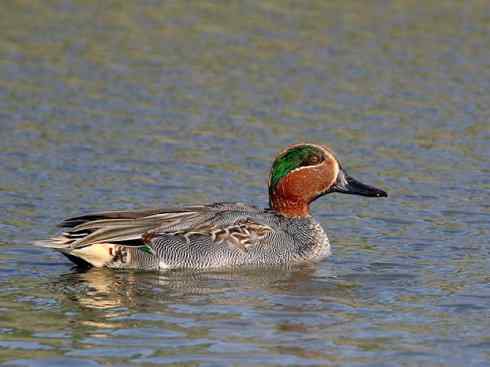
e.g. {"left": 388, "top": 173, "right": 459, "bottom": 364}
{"left": 268, "top": 143, "right": 387, "bottom": 218}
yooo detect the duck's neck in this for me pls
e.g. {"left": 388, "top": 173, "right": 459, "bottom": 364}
{"left": 269, "top": 194, "right": 310, "bottom": 218}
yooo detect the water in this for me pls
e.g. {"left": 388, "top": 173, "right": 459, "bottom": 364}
{"left": 1, "top": 1, "right": 489, "bottom": 366}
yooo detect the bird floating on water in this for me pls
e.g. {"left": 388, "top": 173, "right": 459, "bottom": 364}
{"left": 36, "top": 143, "right": 387, "bottom": 270}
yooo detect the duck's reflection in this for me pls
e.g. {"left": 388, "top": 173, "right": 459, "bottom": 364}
{"left": 50, "top": 264, "right": 355, "bottom": 311}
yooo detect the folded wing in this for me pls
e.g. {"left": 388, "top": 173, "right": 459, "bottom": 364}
{"left": 36, "top": 203, "right": 272, "bottom": 254}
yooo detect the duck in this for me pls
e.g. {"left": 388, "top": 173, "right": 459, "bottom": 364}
{"left": 35, "top": 143, "right": 387, "bottom": 270}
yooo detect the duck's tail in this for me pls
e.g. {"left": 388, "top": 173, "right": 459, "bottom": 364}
{"left": 33, "top": 234, "right": 122, "bottom": 268}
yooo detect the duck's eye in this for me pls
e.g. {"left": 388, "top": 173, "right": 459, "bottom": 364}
{"left": 304, "top": 154, "right": 323, "bottom": 166}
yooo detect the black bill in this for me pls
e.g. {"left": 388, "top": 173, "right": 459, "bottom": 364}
{"left": 331, "top": 169, "right": 388, "bottom": 198}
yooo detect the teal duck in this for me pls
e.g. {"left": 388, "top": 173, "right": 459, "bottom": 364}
{"left": 36, "top": 143, "right": 387, "bottom": 270}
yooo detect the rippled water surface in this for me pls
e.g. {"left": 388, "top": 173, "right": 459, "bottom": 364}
{"left": 1, "top": 1, "right": 490, "bottom": 366}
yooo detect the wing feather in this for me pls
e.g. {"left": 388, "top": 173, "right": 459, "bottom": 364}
{"left": 38, "top": 203, "right": 270, "bottom": 253}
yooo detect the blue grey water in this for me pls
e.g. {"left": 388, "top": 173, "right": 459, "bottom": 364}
{"left": 1, "top": 1, "right": 489, "bottom": 366}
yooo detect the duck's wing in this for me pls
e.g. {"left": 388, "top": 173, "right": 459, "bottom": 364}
{"left": 36, "top": 202, "right": 272, "bottom": 253}
{"left": 144, "top": 214, "right": 274, "bottom": 253}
